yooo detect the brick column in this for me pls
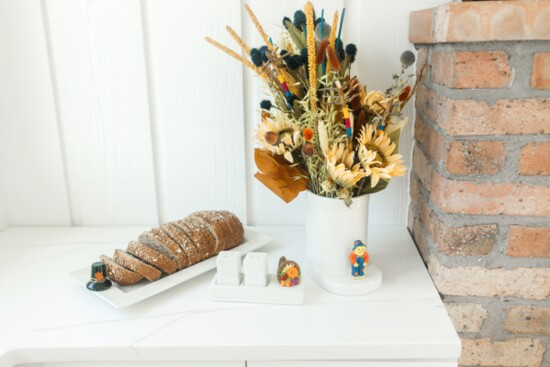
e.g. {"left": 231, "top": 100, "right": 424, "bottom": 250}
{"left": 409, "top": 2, "right": 550, "bottom": 367}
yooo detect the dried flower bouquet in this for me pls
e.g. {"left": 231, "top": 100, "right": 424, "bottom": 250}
{"left": 207, "top": 2, "right": 423, "bottom": 205}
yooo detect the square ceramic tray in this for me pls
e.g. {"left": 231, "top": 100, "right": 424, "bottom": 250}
{"left": 70, "top": 228, "right": 273, "bottom": 308}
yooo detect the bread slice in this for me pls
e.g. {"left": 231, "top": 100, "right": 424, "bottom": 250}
{"left": 175, "top": 217, "right": 217, "bottom": 262}
{"left": 127, "top": 240, "right": 178, "bottom": 275}
{"left": 100, "top": 254, "right": 143, "bottom": 286}
{"left": 188, "top": 211, "right": 231, "bottom": 252}
{"left": 220, "top": 211, "right": 244, "bottom": 249}
{"left": 152, "top": 228, "right": 189, "bottom": 269}
{"left": 161, "top": 223, "right": 201, "bottom": 265}
{"left": 113, "top": 249, "right": 162, "bottom": 282}
{"left": 138, "top": 230, "right": 185, "bottom": 270}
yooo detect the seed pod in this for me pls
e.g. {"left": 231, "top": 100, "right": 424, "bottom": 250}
{"left": 265, "top": 131, "right": 280, "bottom": 145}
{"left": 302, "top": 142, "right": 315, "bottom": 156}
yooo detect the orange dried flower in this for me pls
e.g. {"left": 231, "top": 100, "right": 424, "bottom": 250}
{"left": 399, "top": 85, "right": 411, "bottom": 102}
{"left": 303, "top": 128, "right": 314, "bottom": 141}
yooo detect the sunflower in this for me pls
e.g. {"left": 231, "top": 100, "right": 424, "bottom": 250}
{"left": 357, "top": 125, "right": 406, "bottom": 187}
{"left": 362, "top": 90, "right": 388, "bottom": 115}
{"left": 325, "top": 143, "right": 366, "bottom": 191}
{"left": 256, "top": 113, "right": 302, "bottom": 163}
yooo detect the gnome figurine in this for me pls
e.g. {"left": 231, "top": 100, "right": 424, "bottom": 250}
{"left": 348, "top": 240, "right": 369, "bottom": 279}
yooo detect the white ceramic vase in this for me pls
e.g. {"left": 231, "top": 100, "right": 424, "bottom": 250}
{"left": 305, "top": 191, "right": 382, "bottom": 296}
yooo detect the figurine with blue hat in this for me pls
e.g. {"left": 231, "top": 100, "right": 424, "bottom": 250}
{"left": 348, "top": 240, "right": 369, "bottom": 278}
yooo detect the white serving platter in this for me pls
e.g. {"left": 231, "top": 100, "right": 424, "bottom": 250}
{"left": 70, "top": 228, "right": 274, "bottom": 308}
{"left": 210, "top": 274, "right": 305, "bottom": 305}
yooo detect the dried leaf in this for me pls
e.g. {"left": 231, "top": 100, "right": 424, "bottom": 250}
{"left": 254, "top": 149, "right": 308, "bottom": 203}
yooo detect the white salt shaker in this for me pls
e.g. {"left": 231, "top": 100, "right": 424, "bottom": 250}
{"left": 243, "top": 252, "right": 268, "bottom": 287}
{"left": 216, "top": 250, "right": 242, "bottom": 285}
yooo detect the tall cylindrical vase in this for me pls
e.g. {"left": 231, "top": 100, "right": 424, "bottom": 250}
{"left": 305, "top": 191, "right": 382, "bottom": 296}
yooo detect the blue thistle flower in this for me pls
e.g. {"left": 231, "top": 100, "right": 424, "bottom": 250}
{"left": 335, "top": 39, "right": 345, "bottom": 61}
{"left": 250, "top": 48, "right": 262, "bottom": 67}
{"left": 285, "top": 55, "right": 303, "bottom": 70}
{"left": 293, "top": 10, "right": 306, "bottom": 29}
{"left": 260, "top": 100, "right": 272, "bottom": 110}
{"left": 345, "top": 43, "right": 357, "bottom": 63}
{"left": 400, "top": 50, "right": 416, "bottom": 68}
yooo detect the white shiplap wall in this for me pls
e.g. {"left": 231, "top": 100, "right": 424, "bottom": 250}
{"left": 0, "top": 0, "right": 446, "bottom": 229}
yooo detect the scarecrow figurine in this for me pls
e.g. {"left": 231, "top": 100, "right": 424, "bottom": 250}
{"left": 348, "top": 240, "right": 369, "bottom": 278}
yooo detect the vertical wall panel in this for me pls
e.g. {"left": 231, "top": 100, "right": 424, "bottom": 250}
{"left": 44, "top": 0, "right": 158, "bottom": 226}
{"left": 342, "top": 0, "right": 448, "bottom": 226}
{"left": 143, "top": 0, "right": 247, "bottom": 223}
{"left": 244, "top": 0, "right": 343, "bottom": 226}
{"left": 0, "top": 173, "right": 8, "bottom": 231}
{"left": 0, "top": 0, "right": 71, "bottom": 225}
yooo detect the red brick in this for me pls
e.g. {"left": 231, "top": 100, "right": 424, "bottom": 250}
{"left": 508, "top": 226, "right": 550, "bottom": 258}
{"left": 505, "top": 306, "right": 550, "bottom": 336}
{"left": 416, "top": 85, "right": 550, "bottom": 135}
{"left": 432, "top": 51, "right": 513, "bottom": 89}
{"left": 418, "top": 199, "right": 495, "bottom": 256}
{"left": 459, "top": 338, "right": 545, "bottom": 367}
{"left": 532, "top": 52, "right": 550, "bottom": 89}
{"left": 409, "top": 173, "right": 421, "bottom": 207}
{"left": 413, "top": 217, "right": 430, "bottom": 261}
{"left": 428, "top": 254, "right": 550, "bottom": 299}
{"left": 431, "top": 172, "right": 550, "bottom": 217}
{"left": 412, "top": 147, "right": 432, "bottom": 191}
{"left": 446, "top": 140, "right": 505, "bottom": 175}
{"left": 519, "top": 142, "right": 550, "bottom": 176}
{"left": 414, "top": 113, "right": 445, "bottom": 164}
{"left": 409, "top": 9, "right": 433, "bottom": 44}
{"left": 409, "top": 2, "right": 550, "bottom": 44}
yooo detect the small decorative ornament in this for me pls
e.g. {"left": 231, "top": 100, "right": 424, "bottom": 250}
{"left": 86, "top": 261, "right": 112, "bottom": 291}
{"left": 277, "top": 256, "right": 301, "bottom": 287}
{"left": 348, "top": 240, "right": 369, "bottom": 279}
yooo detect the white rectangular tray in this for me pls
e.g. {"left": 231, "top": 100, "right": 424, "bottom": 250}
{"left": 70, "top": 228, "right": 273, "bottom": 308}
{"left": 210, "top": 274, "right": 305, "bottom": 305}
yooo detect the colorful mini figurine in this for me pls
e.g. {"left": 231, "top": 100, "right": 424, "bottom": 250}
{"left": 277, "top": 256, "right": 301, "bottom": 287}
{"left": 349, "top": 240, "right": 369, "bottom": 278}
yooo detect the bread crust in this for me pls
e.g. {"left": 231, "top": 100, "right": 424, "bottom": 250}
{"left": 222, "top": 211, "right": 245, "bottom": 249}
{"left": 113, "top": 249, "right": 162, "bottom": 282}
{"left": 100, "top": 254, "right": 143, "bottom": 286}
{"left": 127, "top": 240, "right": 178, "bottom": 275}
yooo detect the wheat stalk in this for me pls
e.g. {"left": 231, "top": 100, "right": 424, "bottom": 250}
{"left": 244, "top": 4, "right": 273, "bottom": 51}
{"left": 305, "top": 2, "right": 316, "bottom": 112}
{"left": 225, "top": 26, "right": 251, "bottom": 55}
{"left": 326, "top": 11, "right": 339, "bottom": 76}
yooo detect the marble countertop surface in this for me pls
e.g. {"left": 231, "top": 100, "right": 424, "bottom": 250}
{"left": 0, "top": 226, "right": 460, "bottom": 366}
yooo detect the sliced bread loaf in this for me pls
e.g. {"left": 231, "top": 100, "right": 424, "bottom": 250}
{"left": 161, "top": 223, "right": 201, "bottom": 265}
{"left": 188, "top": 211, "right": 231, "bottom": 252}
{"left": 113, "top": 249, "right": 162, "bottom": 282}
{"left": 100, "top": 254, "right": 143, "bottom": 286}
{"left": 127, "top": 240, "right": 178, "bottom": 275}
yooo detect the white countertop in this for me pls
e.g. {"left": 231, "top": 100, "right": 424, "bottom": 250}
{"left": 0, "top": 226, "right": 460, "bottom": 366}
